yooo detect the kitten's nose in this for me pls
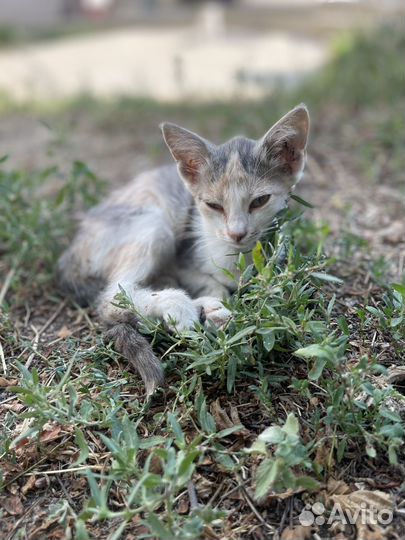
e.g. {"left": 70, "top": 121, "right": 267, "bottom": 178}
{"left": 228, "top": 231, "right": 247, "bottom": 243}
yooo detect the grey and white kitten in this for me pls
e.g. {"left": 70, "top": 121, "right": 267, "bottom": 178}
{"left": 58, "top": 104, "right": 310, "bottom": 394}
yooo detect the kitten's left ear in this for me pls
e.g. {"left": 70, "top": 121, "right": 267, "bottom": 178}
{"left": 258, "top": 104, "right": 310, "bottom": 180}
{"left": 160, "top": 123, "right": 213, "bottom": 184}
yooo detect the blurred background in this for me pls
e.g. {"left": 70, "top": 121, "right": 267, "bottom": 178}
{"left": 0, "top": 0, "right": 404, "bottom": 268}
{"left": 0, "top": 0, "right": 401, "bottom": 102}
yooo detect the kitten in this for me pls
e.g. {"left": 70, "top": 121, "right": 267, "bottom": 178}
{"left": 58, "top": 104, "right": 310, "bottom": 395}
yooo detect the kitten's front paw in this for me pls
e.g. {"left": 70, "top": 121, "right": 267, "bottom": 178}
{"left": 194, "top": 297, "right": 232, "bottom": 329}
{"left": 154, "top": 289, "right": 199, "bottom": 332}
{"left": 164, "top": 306, "right": 199, "bottom": 332}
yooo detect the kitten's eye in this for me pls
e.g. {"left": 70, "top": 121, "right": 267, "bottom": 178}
{"left": 249, "top": 194, "right": 271, "bottom": 211}
{"left": 205, "top": 201, "right": 224, "bottom": 212}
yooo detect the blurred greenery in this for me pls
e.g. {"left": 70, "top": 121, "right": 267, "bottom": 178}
{"left": 301, "top": 24, "right": 404, "bottom": 108}
{"left": 0, "top": 22, "right": 116, "bottom": 49}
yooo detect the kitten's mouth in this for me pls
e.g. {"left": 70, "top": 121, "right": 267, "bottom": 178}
{"left": 218, "top": 233, "right": 255, "bottom": 251}
{"left": 227, "top": 238, "right": 255, "bottom": 251}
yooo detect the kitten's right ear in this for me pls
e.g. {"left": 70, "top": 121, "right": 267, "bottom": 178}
{"left": 258, "top": 104, "right": 310, "bottom": 181}
{"left": 160, "top": 123, "right": 212, "bottom": 184}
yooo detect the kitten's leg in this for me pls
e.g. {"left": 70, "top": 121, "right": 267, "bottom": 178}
{"left": 98, "top": 237, "right": 199, "bottom": 332}
{"left": 100, "top": 279, "right": 199, "bottom": 332}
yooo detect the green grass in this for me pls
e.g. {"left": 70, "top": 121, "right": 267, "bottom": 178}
{"left": 0, "top": 159, "right": 104, "bottom": 301}
{"left": 0, "top": 25, "right": 404, "bottom": 540}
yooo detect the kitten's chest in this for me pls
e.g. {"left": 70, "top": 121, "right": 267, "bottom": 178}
{"left": 195, "top": 239, "right": 243, "bottom": 286}
{"left": 175, "top": 209, "right": 245, "bottom": 290}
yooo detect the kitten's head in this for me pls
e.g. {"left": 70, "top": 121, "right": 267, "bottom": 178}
{"left": 161, "top": 105, "right": 309, "bottom": 249}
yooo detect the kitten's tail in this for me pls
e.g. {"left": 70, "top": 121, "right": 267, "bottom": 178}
{"left": 103, "top": 312, "right": 164, "bottom": 396}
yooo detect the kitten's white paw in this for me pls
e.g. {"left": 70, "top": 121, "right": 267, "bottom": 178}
{"left": 193, "top": 296, "right": 232, "bottom": 329}
{"left": 152, "top": 289, "right": 199, "bottom": 332}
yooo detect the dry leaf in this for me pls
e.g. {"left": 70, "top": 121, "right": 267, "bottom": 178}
{"left": 0, "top": 494, "right": 24, "bottom": 516}
{"left": 129, "top": 515, "right": 150, "bottom": 537}
{"left": 230, "top": 405, "right": 245, "bottom": 427}
{"left": 195, "top": 475, "right": 215, "bottom": 498}
{"left": 228, "top": 490, "right": 244, "bottom": 501}
{"left": 35, "top": 477, "right": 50, "bottom": 489}
{"left": 281, "top": 525, "right": 312, "bottom": 540}
{"left": 177, "top": 497, "right": 189, "bottom": 514}
{"left": 39, "top": 423, "right": 63, "bottom": 443}
{"left": 210, "top": 399, "right": 247, "bottom": 435}
{"left": 9, "top": 483, "right": 19, "bottom": 495}
{"left": 356, "top": 523, "right": 386, "bottom": 540}
{"left": 377, "top": 220, "right": 405, "bottom": 244}
{"left": 21, "top": 474, "right": 37, "bottom": 495}
{"left": 210, "top": 399, "right": 234, "bottom": 430}
{"left": 57, "top": 325, "right": 73, "bottom": 339}
{"left": 0, "top": 377, "right": 18, "bottom": 387}
{"left": 328, "top": 489, "right": 393, "bottom": 540}
{"left": 386, "top": 365, "right": 405, "bottom": 383}
{"left": 330, "top": 489, "right": 392, "bottom": 513}
{"left": 30, "top": 517, "right": 62, "bottom": 540}
{"left": 148, "top": 453, "right": 162, "bottom": 474}
{"left": 3, "top": 401, "right": 25, "bottom": 412}
{"left": 315, "top": 443, "right": 335, "bottom": 469}
{"left": 202, "top": 526, "right": 221, "bottom": 540}
{"left": 326, "top": 478, "right": 352, "bottom": 496}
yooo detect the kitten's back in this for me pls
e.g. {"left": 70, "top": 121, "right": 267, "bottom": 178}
{"left": 57, "top": 164, "right": 191, "bottom": 305}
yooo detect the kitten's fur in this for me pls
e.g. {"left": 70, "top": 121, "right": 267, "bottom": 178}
{"left": 58, "top": 105, "right": 310, "bottom": 394}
